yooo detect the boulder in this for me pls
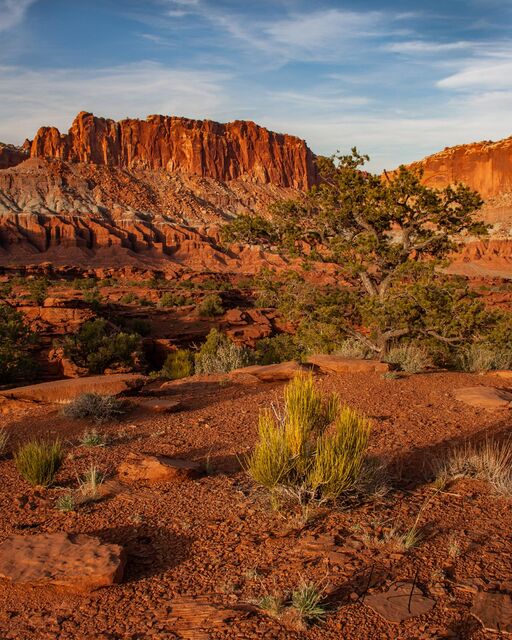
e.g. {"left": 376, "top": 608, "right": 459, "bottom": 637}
{"left": 453, "top": 386, "right": 512, "bottom": 409}
{"left": 471, "top": 592, "right": 512, "bottom": 635}
{"left": 364, "top": 582, "right": 435, "bottom": 623}
{"left": 0, "top": 374, "right": 146, "bottom": 404}
{"left": 0, "top": 532, "right": 125, "bottom": 592}
{"left": 229, "top": 361, "right": 308, "bottom": 382}
{"left": 307, "top": 354, "right": 390, "bottom": 374}
{"left": 118, "top": 452, "right": 203, "bottom": 483}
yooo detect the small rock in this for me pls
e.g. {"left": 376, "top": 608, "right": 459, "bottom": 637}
{"left": 453, "top": 386, "right": 512, "bottom": 410}
{"left": 118, "top": 452, "right": 203, "bottom": 483}
{"left": 471, "top": 591, "right": 512, "bottom": 635}
{"left": 364, "top": 581, "right": 436, "bottom": 622}
{"left": 0, "top": 532, "right": 125, "bottom": 592}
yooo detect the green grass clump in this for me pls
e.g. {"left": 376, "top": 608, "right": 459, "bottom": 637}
{"left": 291, "top": 582, "right": 326, "bottom": 623}
{"left": 247, "top": 374, "right": 371, "bottom": 504}
{"left": 55, "top": 493, "right": 76, "bottom": 512}
{"left": 15, "top": 439, "right": 64, "bottom": 487}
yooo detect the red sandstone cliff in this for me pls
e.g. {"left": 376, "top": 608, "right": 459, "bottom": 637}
{"left": 0, "top": 143, "right": 29, "bottom": 169}
{"left": 30, "top": 112, "right": 318, "bottom": 190}
{"left": 411, "top": 137, "right": 512, "bottom": 200}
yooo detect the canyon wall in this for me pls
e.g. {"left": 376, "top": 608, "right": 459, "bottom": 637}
{"left": 30, "top": 112, "right": 318, "bottom": 190}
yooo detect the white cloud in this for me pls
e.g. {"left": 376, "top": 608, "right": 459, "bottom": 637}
{"left": 438, "top": 57, "right": 512, "bottom": 89}
{"left": 0, "top": 0, "right": 36, "bottom": 32}
{"left": 0, "top": 62, "right": 231, "bottom": 142}
{"left": 387, "top": 40, "right": 472, "bottom": 54}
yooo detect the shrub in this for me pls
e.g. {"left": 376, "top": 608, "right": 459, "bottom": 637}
{"left": 56, "top": 493, "right": 76, "bottom": 512}
{"left": 161, "top": 349, "right": 193, "bottom": 379}
{"left": 159, "top": 292, "right": 188, "bottom": 307}
{"left": 120, "top": 292, "right": 139, "bottom": 305}
{"left": 334, "top": 338, "right": 371, "bottom": 360}
{"left": 247, "top": 374, "right": 371, "bottom": 504}
{"left": 63, "top": 393, "right": 125, "bottom": 423}
{"left": 61, "top": 319, "right": 141, "bottom": 374}
{"left": 198, "top": 294, "right": 224, "bottom": 318}
{"left": 384, "top": 344, "right": 432, "bottom": 373}
{"left": 194, "top": 329, "right": 250, "bottom": 374}
{"left": 0, "top": 428, "right": 8, "bottom": 457}
{"left": 72, "top": 278, "right": 97, "bottom": 290}
{"left": 27, "top": 277, "right": 49, "bottom": 305}
{"left": 127, "top": 318, "right": 152, "bottom": 336}
{"left": 456, "top": 343, "right": 512, "bottom": 372}
{"left": 82, "top": 287, "right": 102, "bottom": 310}
{"left": 255, "top": 334, "right": 303, "bottom": 365}
{"left": 15, "top": 439, "right": 64, "bottom": 487}
{"left": 0, "top": 304, "right": 36, "bottom": 383}
{"left": 79, "top": 428, "right": 106, "bottom": 447}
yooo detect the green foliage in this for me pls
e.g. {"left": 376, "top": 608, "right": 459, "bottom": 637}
{"left": 55, "top": 493, "right": 76, "bottom": 512}
{"left": 158, "top": 292, "right": 189, "bottom": 307}
{"left": 0, "top": 304, "right": 36, "bottom": 383}
{"left": 63, "top": 392, "right": 126, "bottom": 423}
{"left": 160, "top": 349, "right": 193, "bottom": 379}
{"left": 225, "top": 150, "right": 489, "bottom": 355}
{"left": 456, "top": 343, "right": 512, "bottom": 372}
{"left": 195, "top": 329, "right": 250, "bottom": 374}
{"left": 79, "top": 428, "right": 107, "bottom": 447}
{"left": 291, "top": 582, "right": 327, "bottom": 623}
{"left": 247, "top": 374, "right": 371, "bottom": 504}
{"left": 198, "top": 294, "right": 224, "bottom": 317}
{"left": 26, "top": 277, "right": 49, "bottom": 305}
{"left": 15, "top": 439, "right": 64, "bottom": 487}
{"left": 82, "top": 287, "right": 102, "bottom": 310}
{"left": 120, "top": 292, "right": 139, "bottom": 305}
{"left": 384, "top": 344, "right": 432, "bottom": 373}
{"left": 61, "top": 318, "right": 141, "bottom": 374}
{"left": 334, "top": 338, "right": 371, "bottom": 359}
{"left": 255, "top": 334, "right": 304, "bottom": 365}
{"left": 72, "top": 278, "right": 97, "bottom": 290}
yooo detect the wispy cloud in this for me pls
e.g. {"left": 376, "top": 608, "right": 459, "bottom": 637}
{"left": 0, "top": 0, "right": 36, "bottom": 32}
{"left": 0, "top": 62, "right": 230, "bottom": 142}
{"left": 387, "top": 40, "right": 472, "bottom": 54}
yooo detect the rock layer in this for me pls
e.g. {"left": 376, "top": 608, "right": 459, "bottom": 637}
{"left": 30, "top": 112, "right": 318, "bottom": 190}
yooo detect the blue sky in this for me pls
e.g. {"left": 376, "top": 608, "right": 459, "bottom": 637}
{"left": 1, "top": 0, "right": 512, "bottom": 170}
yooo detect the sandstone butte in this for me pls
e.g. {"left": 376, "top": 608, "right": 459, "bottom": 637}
{"left": 0, "top": 112, "right": 511, "bottom": 278}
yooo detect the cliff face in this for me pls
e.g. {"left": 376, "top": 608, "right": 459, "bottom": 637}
{"left": 30, "top": 112, "right": 318, "bottom": 190}
{"left": 0, "top": 143, "right": 29, "bottom": 170}
{"left": 412, "top": 137, "right": 512, "bottom": 199}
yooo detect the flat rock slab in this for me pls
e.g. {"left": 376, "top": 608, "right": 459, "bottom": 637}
{"left": 118, "top": 452, "right": 203, "bottom": 483}
{"left": 307, "top": 355, "right": 390, "bottom": 374}
{"left": 471, "top": 591, "right": 512, "bottom": 635}
{"left": 0, "top": 374, "right": 146, "bottom": 404}
{"left": 168, "top": 596, "right": 253, "bottom": 639}
{"left": 492, "top": 370, "right": 512, "bottom": 380}
{"left": 229, "top": 361, "right": 307, "bottom": 382}
{"left": 0, "top": 532, "right": 125, "bottom": 592}
{"left": 136, "top": 397, "right": 182, "bottom": 413}
{"left": 364, "top": 582, "right": 435, "bottom": 622}
{"left": 453, "top": 386, "right": 512, "bottom": 409}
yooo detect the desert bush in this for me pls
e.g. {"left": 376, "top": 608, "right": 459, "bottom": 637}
{"left": 434, "top": 438, "right": 512, "bottom": 495}
{"left": 0, "top": 428, "right": 8, "bottom": 457}
{"left": 198, "top": 294, "right": 224, "bottom": 317}
{"left": 384, "top": 344, "right": 432, "bottom": 373}
{"left": 82, "top": 287, "right": 102, "bottom": 310}
{"left": 0, "top": 304, "right": 36, "bottom": 383}
{"left": 120, "top": 292, "right": 139, "bottom": 304}
{"left": 61, "top": 318, "right": 141, "bottom": 374}
{"left": 158, "top": 292, "right": 188, "bottom": 307}
{"left": 456, "top": 343, "right": 512, "bottom": 372}
{"left": 195, "top": 329, "right": 250, "bottom": 374}
{"left": 72, "top": 278, "right": 97, "bottom": 290}
{"left": 247, "top": 374, "right": 371, "bottom": 504}
{"left": 160, "top": 349, "right": 193, "bottom": 379}
{"left": 26, "top": 277, "right": 49, "bottom": 305}
{"left": 63, "top": 393, "right": 125, "bottom": 423}
{"left": 15, "top": 439, "right": 64, "bottom": 487}
{"left": 334, "top": 338, "right": 371, "bottom": 360}
{"left": 255, "top": 334, "right": 303, "bottom": 365}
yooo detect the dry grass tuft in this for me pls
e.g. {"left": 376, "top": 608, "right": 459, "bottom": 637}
{"left": 14, "top": 439, "right": 64, "bottom": 487}
{"left": 0, "top": 428, "right": 8, "bottom": 457}
{"left": 434, "top": 438, "right": 512, "bottom": 495}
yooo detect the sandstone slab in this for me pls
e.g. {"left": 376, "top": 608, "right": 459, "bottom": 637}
{"left": 118, "top": 452, "right": 203, "bottom": 483}
{"left": 364, "top": 582, "right": 435, "bottom": 623}
{"left": 0, "top": 532, "right": 125, "bottom": 592}
{"left": 0, "top": 374, "right": 145, "bottom": 404}
{"left": 471, "top": 591, "right": 512, "bottom": 635}
{"left": 307, "top": 355, "right": 390, "bottom": 374}
{"left": 137, "top": 398, "right": 182, "bottom": 413}
{"left": 229, "top": 361, "right": 307, "bottom": 382}
{"left": 453, "top": 386, "right": 512, "bottom": 409}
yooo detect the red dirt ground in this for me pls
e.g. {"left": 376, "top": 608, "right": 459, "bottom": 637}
{"left": 0, "top": 370, "right": 511, "bottom": 639}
